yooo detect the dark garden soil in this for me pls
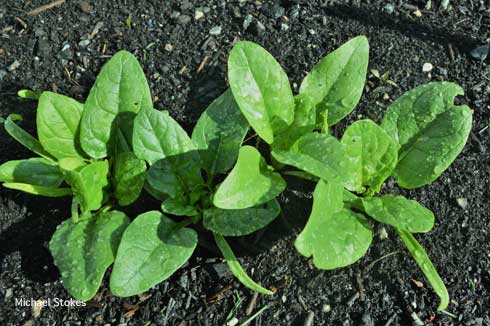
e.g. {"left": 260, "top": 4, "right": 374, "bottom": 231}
{"left": 0, "top": 0, "right": 489, "bottom": 325}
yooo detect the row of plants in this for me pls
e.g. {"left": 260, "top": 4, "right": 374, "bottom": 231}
{"left": 0, "top": 36, "right": 472, "bottom": 311}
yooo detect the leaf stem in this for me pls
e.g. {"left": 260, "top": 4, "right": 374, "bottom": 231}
{"left": 71, "top": 197, "right": 79, "bottom": 223}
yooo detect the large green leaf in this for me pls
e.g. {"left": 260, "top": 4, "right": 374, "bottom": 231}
{"left": 213, "top": 146, "right": 285, "bottom": 209}
{"left": 213, "top": 233, "right": 273, "bottom": 295}
{"left": 396, "top": 229, "right": 449, "bottom": 311}
{"left": 37, "top": 92, "right": 85, "bottom": 159}
{"left": 228, "top": 41, "right": 294, "bottom": 144}
{"left": 49, "top": 211, "right": 129, "bottom": 301}
{"left": 341, "top": 120, "right": 398, "bottom": 193}
{"left": 271, "top": 132, "right": 356, "bottom": 188}
{"left": 381, "top": 82, "right": 472, "bottom": 189}
{"left": 362, "top": 195, "right": 434, "bottom": 233}
{"left": 0, "top": 158, "right": 63, "bottom": 187}
{"left": 191, "top": 89, "right": 249, "bottom": 175}
{"left": 110, "top": 211, "right": 197, "bottom": 297}
{"left": 2, "top": 183, "right": 72, "bottom": 197}
{"left": 299, "top": 36, "right": 369, "bottom": 126}
{"left": 113, "top": 152, "right": 146, "bottom": 206}
{"left": 295, "top": 180, "right": 372, "bottom": 269}
{"left": 133, "top": 108, "right": 196, "bottom": 165}
{"left": 203, "top": 199, "right": 280, "bottom": 236}
{"left": 161, "top": 197, "right": 198, "bottom": 216}
{"left": 80, "top": 51, "right": 153, "bottom": 159}
{"left": 60, "top": 160, "right": 109, "bottom": 212}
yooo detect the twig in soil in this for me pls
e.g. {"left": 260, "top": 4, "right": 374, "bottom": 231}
{"left": 441, "top": 310, "right": 458, "bottom": 318}
{"left": 384, "top": 314, "right": 396, "bottom": 326}
{"left": 207, "top": 285, "right": 233, "bottom": 303}
{"left": 448, "top": 44, "right": 455, "bottom": 61}
{"left": 15, "top": 17, "right": 27, "bottom": 29}
{"left": 27, "top": 0, "right": 65, "bottom": 16}
{"left": 245, "top": 291, "right": 259, "bottom": 316}
{"left": 197, "top": 56, "right": 210, "bottom": 74}
{"left": 226, "top": 290, "right": 244, "bottom": 322}
{"left": 162, "top": 298, "right": 175, "bottom": 326}
{"left": 356, "top": 272, "right": 365, "bottom": 302}
{"left": 347, "top": 292, "right": 359, "bottom": 307}
{"left": 239, "top": 304, "right": 269, "bottom": 326}
{"left": 410, "top": 311, "right": 424, "bottom": 326}
{"left": 364, "top": 251, "right": 400, "bottom": 273}
{"left": 303, "top": 311, "right": 315, "bottom": 326}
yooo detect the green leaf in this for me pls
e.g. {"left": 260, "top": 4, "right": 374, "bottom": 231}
{"left": 396, "top": 228, "right": 449, "bottom": 311}
{"left": 110, "top": 211, "right": 197, "bottom": 297}
{"left": 49, "top": 211, "right": 129, "bottom": 301}
{"left": 146, "top": 151, "right": 203, "bottom": 199}
{"left": 18, "top": 89, "right": 42, "bottom": 100}
{"left": 272, "top": 95, "right": 316, "bottom": 150}
{"left": 295, "top": 180, "right": 372, "bottom": 269}
{"left": 161, "top": 197, "right": 198, "bottom": 216}
{"left": 204, "top": 199, "right": 280, "bottom": 236}
{"left": 191, "top": 89, "right": 249, "bottom": 175}
{"left": 80, "top": 51, "right": 153, "bottom": 159}
{"left": 133, "top": 108, "right": 196, "bottom": 165}
{"left": 228, "top": 41, "right": 294, "bottom": 144}
{"left": 60, "top": 160, "right": 109, "bottom": 212}
{"left": 362, "top": 195, "right": 434, "bottom": 233}
{"left": 37, "top": 92, "right": 85, "bottom": 160}
{"left": 271, "top": 132, "right": 356, "bottom": 188}
{"left": 381, "top": 82, "right": 473, "bottom": 189}
{"left": 340, "top": 120, "right": 398, "bottom": 192}
{"left": 213, "top": 232, "right": 273, "bottom": 295}
{"left": 2, "top": 183, "right": 72, "bottom": 197}
{"left": 299, "top": 36, "right": 369, "bottom": 126}
{"left": 213, "top": 146, "right": 286, "bottom": 209}
{"left": 0, "top": 158, "right": 63, "bottom": 187}
{"left": 113, "top": 152, "right": 146, "bottom": 206}
{"left": 4, "top": 114, "right": 54, "bottom": 161}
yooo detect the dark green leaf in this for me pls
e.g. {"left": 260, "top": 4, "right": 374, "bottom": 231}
{"left": 299, "top": 36, "right": 369, "bottom": 126}
{"left": 228, "top": 41, "right": 294, "bottom": 144}
{"left": 191, "top": 89, "right": 249, "bottom": 175}
{"left": 204, "top": 199, "right": 280, "bottom": 236}
{"left": 0, "top": 158, "right": 63, "bottom": 187}
{"left": 161, "top": 197, "right": 198, "bottom": 216}
{"left": 295, "top": 180, "right": 372, "bottom": 269}
{"left": 49, "top": 211, "right": 129, "bottom": 300}
{"left": 213, "top": 146, "right": 286, "bottom": 209}
{"left": 113, "top": 152, "right": 146, "bottom": 206}
{"left": 80, "top": 51, "right": 153, "bottom": 159}
{"left": 110, "top": 211, "right": 197, "bottom": 297}
{"left": 381, "top": 82, "right": 473, "bottom": 188}
{"left": 2, "top": 183, "right": 72, "bottom": 197}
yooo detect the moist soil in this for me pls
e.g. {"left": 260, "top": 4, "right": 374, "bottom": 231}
{"left": 0, "top": 1, "right": 489, "bottom": 325}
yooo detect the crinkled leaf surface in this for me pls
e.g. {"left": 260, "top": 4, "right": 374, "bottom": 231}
{"left": 362, "top": 195, "right": 434, "bottom": 233}
{"left": 396, "top": 229, "right": 449, "bottom": 311}
{"left": 203, "top": 199, "right": 280, "bottom": 236}
{"left": 49, "top": 211, "right": 129, "bottom": 301}
{"left": 61, "top": 160, "right": 109, "bottom": 212}
{"left": 191, "top": 89, "right": 249, "bottom": 175}
{"left": 113, "top": 152, "right": 146, "bottom": 206}
{"left": 299, "top": 36, "right": 369, "bottom": 126}
{"left": 381, "top": 82, "right": 472, "bottom": 189}
{"left": 271, "top": 132, "right": 356, "bottom": 188}
{"left": 80, "top": 51, "right": 152, "bottom": 159}
{"left": 37, "top": 92, "right": 85, "bottom": 159}
{"left": 295, "top": 180, "right": 372, "bottom": 269}
{"left": 2, "top": 183, "right": 72, "bottom": 197}
{"left": 110, "top": 211, "right": 197, "bottom": 297}
{"left": 133, "top": 108, "right": 196, "bottom": 165}
{"left": 0, "top": 158, "right": 63, "bottom": 187}
{"left": 161, "top": 198, "right": 198, "bottom": 216}
{"left": 213, "top": 146, "right": 285, "bottom": 209}
{"left": 341, "top": 120, "right": 398, "bottom": 192}
{"left": 228, "top": 41, "right": 294, "bottom": 144}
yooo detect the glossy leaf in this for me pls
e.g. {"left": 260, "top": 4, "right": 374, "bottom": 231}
{"left": 80, "top": 51, "right": 153, "bottom": 159}
{"left": 213, "top": 233, "right": 273, "bottom": 295}
{"left": 110, "top": 211, "right": 197, "bottom": 297}
{"left": 341, "top": 120, "right": 398, "bottom": 192}
{"left": 0, "top": 158, "right": 63, "bottom": 187}
{"left": 213, "top": 146, "right": 286, "bottom": 209}
{"left": 299, "top": 36, "right": 369, "bottom": 126}
{"left": 37, "top": 92, "right": 85, "bottom": 159}
{"left": 204, "top": 199, "right": 280, "bottom": 236}
{"left": 113, "top": 152, "right": 146, "bottom": 206}
{"left": 49, "top": 211, "right": 129, "bottom": 301}
{"left": 295, "top": 180, "right": 372, "bottom": 269}
{"left": 381, "top": 82, "right": 473, "bottom": 189}
{"left": 228, "top": 41, "right": 294, "bottom": 144}
{"left": 191, "top": 89, "right": 249, "bottom": 175}
{"left": 133, "top": 108, "right": 196, "bottom": 165}
{"left": 2, "top": 183, "right": 72, "bottom": 197}
{"left": 362, "top": 195, "right": 434, "bottom": 233}
{"left": 271, "top": 132, "right": 356, "bottom": 188}
{"left": 396, "top": 228, "right": 449, "bottom": 311}
{"left": 18, "top": 89, "right": 42, "bottom": 100}
{"left": 161, "top": 197, "right": 198, "bottom": 216}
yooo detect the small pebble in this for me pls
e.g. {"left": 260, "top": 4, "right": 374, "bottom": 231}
{"left": 195, "top": 9, "right": 204, "bottom": 20}
{"left": 281, "top": 23, "right": 289, "bottom": 31}
{"left": 378, "top": 227, "right": 389, "bottom": 240}
{"left": 165, "top": 43, "right": 174, "bottom": 52}
{"left": 470, "top": 44, "right": 489, "bottom": 61}
{"left": 227, "top": 317, "right": 239, "bottom": 326}
{"left": 383, "top": 3, "right": 395, "bottom": 14}
{"left": 414, "top": 9, "right": 422, "bottom": 17}
{"left": 456, "top": 197, "right": 468, "bottom": 209}
{"left": 177, "top": 15, "right": 191, "bottom": 25}
{"left": 322, "top": 304, "right": 331, "bottom": 313}
{"left": 5, "top": 288, "right": 12, "bottom": 300}
{"left": 209, "top": 26, "right": 222, "bottom": 35}
{"left": 256, "top": 21, "right": 266, "bottom": 33}
{"left": 78, "top": 1, "right": 91, "bottom": 13}
{"left": 281, "top": 295, "right": 287, "bottom": 303}
{"left": 8, "top": 60, "right": 20, "bottom": 71}
{"left": 422, "top": 62, "right": 433, "bottom": 72}
{"left": 243, "top": 14, "right": 253, "bottom": 30}
{"left": 78, "top": 39, "right": 90, "bottom": 47}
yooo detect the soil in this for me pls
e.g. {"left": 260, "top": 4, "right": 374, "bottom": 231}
{"left": 0, "top": 0, "right": 489, "bottom": 325}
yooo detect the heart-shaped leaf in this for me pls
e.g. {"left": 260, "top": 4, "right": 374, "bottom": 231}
{"left": 113, "top": 152, "right": 146, "bottom": 206}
